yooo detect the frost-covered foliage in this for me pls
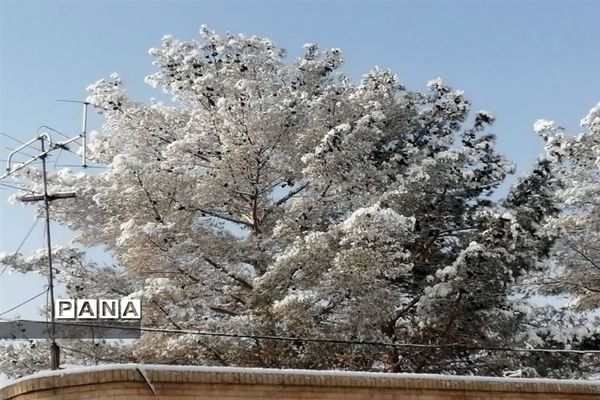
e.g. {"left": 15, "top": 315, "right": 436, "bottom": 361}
{"left": 0, "top": 339, "right": 134, "bottom": 379}
{"left": 510, "top": 103, "right": 600, "bottom": 378}
{"left": 0, "top": 341, "right": 50, "bottom": 379}
{"left": 0, "top": 27, "right": 583, "bottom": 378}
{"left": 533, "top": 104, "right": 600, "bottom": 310}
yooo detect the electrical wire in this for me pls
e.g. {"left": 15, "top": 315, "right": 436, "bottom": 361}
{"left": 0, "top": 181, "right": 39, "bottom": 194}
{"left": 0, "top": 289, "right": 48, "bottom": 318}
{"left": 4, "top": 146, "right": 38, "bottom": 159}
{"left": 53, "top": 149, "right": 63, "bottom": 169}
{"left": 0, "top": 218, "right": 40, "bottom": 277}
{"left": 54, "top": 164, "right": 106, "bottom": 169}
{"left": 45, "top": 288, "right": 50, "bottom": 332}
{"left": 0, "top": 159, "right": 42, "bottom": 164}
{"left": 36, "top": 126, "right": 74, "bottom": 142}
{"left": 61, "top": 345, "right": 120, "bottom": 364}
{"left": 6, "top": 318, "right": 600, "bottom": 356}
{"left": 0, "top": 132, "right": 30, "bottom": 147}
{"left": 57, "top": 147, "right": 81, "bottom": 158}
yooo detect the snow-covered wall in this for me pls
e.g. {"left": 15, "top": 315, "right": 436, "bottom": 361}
{"left": 1, "top": 364, "right": 599, "bottom": 400}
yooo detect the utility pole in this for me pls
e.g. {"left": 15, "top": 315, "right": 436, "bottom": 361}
{"left": 18, "top": 135, "right": 76, "bottom": 369}
{"left": 1, "top": 102, "right": 88, "bottom": 370}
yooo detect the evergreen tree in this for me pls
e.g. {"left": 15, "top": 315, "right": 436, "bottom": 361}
{"left": 0, "top": 27, "right": 567, "bottom": 377}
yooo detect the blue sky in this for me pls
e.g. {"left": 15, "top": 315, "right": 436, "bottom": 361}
{"left": 0, "top": 0, "right": 599, "bottom": 319}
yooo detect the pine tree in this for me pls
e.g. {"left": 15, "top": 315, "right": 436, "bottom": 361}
{"left": 535, "top": 104, "right": 600, "bottom": 311}
{"left": 0, "top": 27, "right": 564, "bottom": 377}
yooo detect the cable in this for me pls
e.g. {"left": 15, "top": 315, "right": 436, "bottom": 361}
{"left": 8, "top": 318, "right": 600, "bottom": 356}
{"left": 0, "top": 289, "right": 48, "bottom": 318}
{"left": 36, "top": 126, "right": 73, "bottom": 142}
{"left": 0, "top": 159, "right": 42, "bottom": 164}
{"left": 0, "top": 132, "right": 30, "bottom": 146}
{"left": 57, "top": 147, "right": 81, "bottom": 158}
{"left": 0, "top": 221, "right": 48, "bottom": 316}
{"left": 4, "top": 146, "right": 38, "bottom": 159}
{"left": 0, "top": 182, "right": 39, "bottom": 193}
{"left": 53, "top": 149, "right": 63, "bottom": 169}
{"left": 45, "top": 288, "right": 50, "bottom": 330}
{"left": 54, "top": 164, "right": 106, "bottom": 169}
{"left": 0, "top": 218, "right": 40, "bottom": 277}
{"left": 61, "top": 346, "right": 120, "bottom": 364}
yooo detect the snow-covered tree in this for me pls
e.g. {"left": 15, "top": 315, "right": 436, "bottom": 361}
{"left": 0, "top": 27, "right": 567, "bottom": 377}
{"left": 507, "top": 103, "right": 600, "bottom": 378}
{"left": 533, "top": 104, "right": 600, "bottom": 311}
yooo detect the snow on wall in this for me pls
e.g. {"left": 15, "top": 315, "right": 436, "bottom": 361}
{"left": 3, "top": 363, "right": 600, "bottom": 389}
{"left": 3, "top": 364, "right": 600, "bottom": 400}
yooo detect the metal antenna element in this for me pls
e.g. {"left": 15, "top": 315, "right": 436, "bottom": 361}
{"left": 1, "top": 102, "right": 89, "bottom": 181}
{"left": 2, "top": 133, "right": 52, "bottom": 180}
{"left": 57, "top": 100, "right": 89, "bottom": 167}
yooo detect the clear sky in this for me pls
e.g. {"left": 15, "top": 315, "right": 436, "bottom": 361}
{"left": 0, "top": 0, "right": 599, "bottom": 319}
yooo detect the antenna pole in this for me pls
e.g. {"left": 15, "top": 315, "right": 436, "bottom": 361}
{"left": 2, "top": 102, "right": 86, "bottom": 368}
{"left": 40, "top": 136, "right": 60, "bottom": 370}
{"left": 15, "top": 133, "right": 77, "bottom": 370}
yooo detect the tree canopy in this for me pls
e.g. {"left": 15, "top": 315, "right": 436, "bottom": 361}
{"left": 1, "top": 27, "right": 598, "bottom": 379}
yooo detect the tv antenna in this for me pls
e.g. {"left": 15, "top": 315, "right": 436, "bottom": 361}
{"left": 0, "top": 100, "right": 90, "bottom": 369}
{"left": 57, "top": 99, "right": 89, "bottom": 168}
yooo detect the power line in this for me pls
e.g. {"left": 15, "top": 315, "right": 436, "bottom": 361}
{"left": 53, "top": 149, "right": 64, "bottom": 169}
{"left": 0, "top": 182, "right": 39, "bottom": 193}
{"left": 36, "top": 126, "right": 74, "bottom": 142}
{"left": 0, "top": 159, "right": 42, "bottom": 164}
{"left": 0, "top": 132, "right": 33, "bottom": 148}
{"left": 0, "top": 218, "right": 40, "bottom": 277}
{"left": 9, "top": 319, "right": 600, "bottom": 356}
{"left": 56, "top": 146, "right": 81, "bottom": 158}
{"left": 54, "top": 164, "right": 106, "bottom": 169}
{"left": 0, "top": 289, "right": 48, "bottom": 318}
{"left": 61, "top": 345, "right": 120, "bottom": 364}
{"left": 4, "top": 146, "right": 39, "bottom": 159}
{"left": 0, "top": 232, "right": 48, "bottom": 318}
